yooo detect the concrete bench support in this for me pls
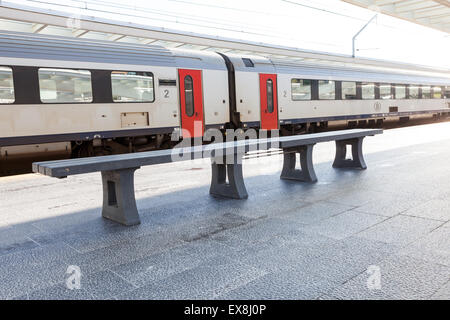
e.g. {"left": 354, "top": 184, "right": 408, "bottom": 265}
{"left": 101, "top": 167, "right": 141, "bottom": 226}
{"left": 332, "top": 137, "right": 367, "bottom": 169}
{"left": 209, "top": 154, "right": 248, "bottom": 199}
{"left": 280, "top": 144, "right": 317, "bottom": 183}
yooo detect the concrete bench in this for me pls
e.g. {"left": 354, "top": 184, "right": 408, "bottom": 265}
{"left": 32, "top": 128, "right": 382, "bottom": 226}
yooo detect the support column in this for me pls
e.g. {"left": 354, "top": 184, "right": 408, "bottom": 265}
{"left": 209, "top": 154, "right": 248, "bottom": 199}
{"left": 280, "top": 144, "right": 317, "bottom": 182}
{"left": 332, "top": 137, "right": 367, "bottom": 169}
{"left": 101, "top": 167, "right": 141, "bottom": 226}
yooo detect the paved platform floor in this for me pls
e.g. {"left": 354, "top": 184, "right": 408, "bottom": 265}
{"left": 0, "top": 122, "right": 449, "bottom": 300}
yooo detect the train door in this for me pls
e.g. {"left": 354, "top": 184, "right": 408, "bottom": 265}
{"left": 178, "top": 69, "right": 204, "bottom": 138}
{"left": 259, "top": 73, "right": 279, "bottom": 130}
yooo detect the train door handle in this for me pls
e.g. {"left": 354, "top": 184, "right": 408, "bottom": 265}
{"left": 264, "top": 109, "right": 268, "bottom": 113}
{"left": 195, "top": 112, "right": 198, "bottom": 116}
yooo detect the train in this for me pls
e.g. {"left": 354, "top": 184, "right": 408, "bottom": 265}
{"left": 0, "top": 30, "right": 449, "bottom": 175}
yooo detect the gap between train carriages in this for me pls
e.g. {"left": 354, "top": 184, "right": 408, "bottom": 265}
{"left": 32, "top": 129, "right": 382, "bottom": 226}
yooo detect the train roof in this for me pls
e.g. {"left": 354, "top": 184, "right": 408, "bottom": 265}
{"left": 0, "top": 30, "right": 176, "bottom": 67}
{"left": 225, "top": 52, "right": 450, "bottom": 86}
{"left": 0, "top": 31, "right": 449, "bottom": 85}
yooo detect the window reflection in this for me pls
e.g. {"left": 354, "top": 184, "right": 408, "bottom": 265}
{"left": 111, "top": 71, "right": 154, "bottom": 102}
{"left": 409, "top": 85, "right": 420, "bottom": 99}
{"left": 39, "top": 68, "right": 92, "bottom": 103}
{"left": 0, "top": 66, "right": 14, "bottom": 103}
{"left": 342, "top": 81, "right": 357, "bottom": 100}
{"left": 318, "top": 80, "right": 335, "bottom": 100}
{"left": 361, "top": 83, "right": 375, "bottom": 100}
{"left": 184, "top": 75, "right": 194, "bottom": 117}
{"left": 380, "top": 84, "right": 392, "bottom": 99}
{"left": 395, "top": 85, "right": 406, "bottom": 99}
{"left": 291, "top": 79, "right": 311, "bottom": 100}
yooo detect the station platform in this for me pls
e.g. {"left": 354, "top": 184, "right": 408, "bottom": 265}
{"left": 0, "top": 122, "right": 449, "bottom": 300}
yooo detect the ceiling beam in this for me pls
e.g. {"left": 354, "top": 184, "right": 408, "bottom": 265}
{"left": 342, "top": 0, "right": 450, "bottom": 34}
{"left": 72, "top": 29, "right": 89, "bottom": 37}
{"left": 108, "top": 34, "right": 126, "bottom": 41}
{"left": 433, "top": 0, "right": 450, "bottom": 8}
{"left": 31, "top": 23, "right": 46, "bottom": 33}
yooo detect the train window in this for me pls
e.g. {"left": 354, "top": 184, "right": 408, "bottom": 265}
{"left": 380, "top": 84, "right": 392, "bottom": 99}
{"left": 0, "top": 66, "right": 14, "bottom": 103}
{"left": 266, "top": 79, "right": 274, "bottom": 113}
{"left": 409, "top": 85, "right": 420, "bottom": 99}
{"left": 421, "top": 86, "right": 431, "bottom": 99}
{"left": 184, "top": 75, "right": 194, "bottom": 117}
{"left": 111, "top": 71, "right": 154, "bottom": 102}
{"left": 445, "top": 86, "right": 450, "bottom": 98}
{"left": 395, "top": 85, "right": 406, "bottom": 99}
{"left": 291, "top": 79, "right": 311, "bottom": 100}
{"left": 361, "top": 83, "right": 375, "bottom": 99}
{"left": 38, "top": 68, "right": 92, "bottom": 103}
{"left": 432, "top": 86, "right": 442, "bottom": 99}
{"left": 242, "top": 58, "right": 254, "bottom": 68}
{"left": 318, "top": 80, "right": 335, "bottom": 100}
{"left": 342, "top": 81, "right": 357, "bottom": 99}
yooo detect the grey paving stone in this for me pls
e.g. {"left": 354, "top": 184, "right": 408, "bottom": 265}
{"left": 18, "top": 269, "right": 136, "bottom": 300}
{"left": 0, "top": 224, "right": 47, "bottom": 256}
{"left": 0, "top": 242, "right": 78, "bottom": 267}
{"left": 279, "top": 201, "right": 354, "bottom": 224}
{"left": 165, "top": 212, "right": 253, "bottom": 243}
{"left": 116, "top": 256, "right": 265, "bottom": 300}
{"left": 397, "top": 225, "right": 450, "bottom": 266}
{"left": 351, "top": 193, "right": 426, "bottom": 217}
{"left": 431, "top": 280, "right": 450, "bottom": 300}
{"left": 217, "top": 269, "right": 340, "bottom": 300}
{"left": 81, "top": 270, "right": 136, "bottom": 299}
{"left": 271, "top": 228, "right": 345, "bottom": 250}
{"left": 328, "top": 255, "right": 450, "bottom": 300}
{"left": 17, "top": 284, "right": 94, "bottom": 300}
{"left": 402, "top": 198, "right": 450, "bottom": 222}
{"left": 223, "top": 233, "right": 341, "bottom": 276}
{"left": 316, "top": 294, "right": 339, "bottom": 300}
{"left": 210, "top": 217, "right": 303, "bottom": 248}
{"left": 357, "top": 215, "right": 444, "bottom": 246}
{"left": 325, "top": 189, "right": 391, "bottom": 207}
{"left": 297, "top": 210, "right": 387, "bottom": 240}
{"left": 278, "top": 236, "right": 398, "bottom": 285}
{"left": 0, "top": 237, "right": 39, "bottom": 257}
{"left": 0, "top": 242, "right": 81, "bottom": 299}
{"left": 111, "top": 239, "right": 237, "bottom": 287}
{"left": 0, "top": 259, "right": 69, "bottom": 299}
{"left": 58, "top": 231, "right": 185, "bottom": 275}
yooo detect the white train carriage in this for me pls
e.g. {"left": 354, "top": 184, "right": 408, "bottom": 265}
{"left": 226, "top": 53, "right": 450, "bottom": 132}
{"left": 0, "top": 30, "right": 449, "bottom": 172}
{"left": 0, "top": 31, "right": 229, "bottom": 162}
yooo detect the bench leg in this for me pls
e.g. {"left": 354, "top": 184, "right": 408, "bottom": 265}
{"left": 332, "top": 137, "right": 367, "bottom": 169}
{"left": 101, "top": 167, "right": 141, "bottom": 226}
{"left": 280, "top": 144, "right": 317, "bottom": 183}
{"left": 209, "top": 155, "right": 248, "bottom": 199}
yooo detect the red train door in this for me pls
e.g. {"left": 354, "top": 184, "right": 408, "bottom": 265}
{"left": 178, "top": 69, "right": 204, "bottom": 138}
{"left": 259, "top": 73, "right": 279, "bottom": 130}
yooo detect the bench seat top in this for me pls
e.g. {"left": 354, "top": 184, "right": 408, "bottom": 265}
{"left": 33, "top": 128, "right": 382, "bottom": 178}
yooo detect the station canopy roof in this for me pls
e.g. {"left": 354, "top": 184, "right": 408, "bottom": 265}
{"left": 343, "top": 0, "right": 450, "bottom": 34}
{"left": 0, "top": 0, "right": 449, "bottom": 78}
